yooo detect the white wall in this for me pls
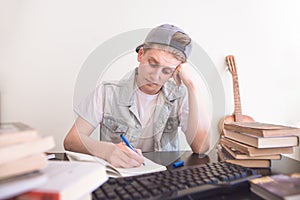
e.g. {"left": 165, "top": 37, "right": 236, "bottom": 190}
{"left": 0, "top": 0, "right": 299, "bottom": 159}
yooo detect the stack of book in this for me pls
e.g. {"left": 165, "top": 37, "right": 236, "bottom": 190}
{"left": 218, "top": 121, "right": 300, "bottom": 168}
{"left": 0, "top": 122, "right": 55, "bottom": 199}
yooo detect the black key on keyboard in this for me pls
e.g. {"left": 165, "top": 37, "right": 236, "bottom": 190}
{"left": 92, "top": 161, "right": 262, "bottom": 200}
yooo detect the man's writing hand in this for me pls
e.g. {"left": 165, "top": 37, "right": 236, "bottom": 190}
{"left": 105, "top": 142, "right": 144, "bottom": 168}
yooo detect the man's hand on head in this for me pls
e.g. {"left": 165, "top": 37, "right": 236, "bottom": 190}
{"left": 173, "top": 64, "right": 182, "bottom": 87}
{"left": 173, "top": 63, "right": 196, "bottom": 88}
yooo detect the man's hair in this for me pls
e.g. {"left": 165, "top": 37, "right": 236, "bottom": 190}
{"left": 143, "top": 32, "right": 191, "bottom": 62}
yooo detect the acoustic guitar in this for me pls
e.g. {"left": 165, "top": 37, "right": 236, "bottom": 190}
{"left": 219, "top": 55, "right": 254, "bottom": 135}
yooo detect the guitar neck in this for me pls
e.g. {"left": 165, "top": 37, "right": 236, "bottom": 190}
{"left": 232, "top": 73, "right": 243, "bottom": 122}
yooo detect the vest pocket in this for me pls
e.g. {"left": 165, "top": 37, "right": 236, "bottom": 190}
{"left": 101, "top": 116, "right": 129, "bottom": 142}
{"left": 163, "top": 117, "right": 179, "bottom": 133}
{"left": 160, "top": 117, "right": 180, "bottom": 151}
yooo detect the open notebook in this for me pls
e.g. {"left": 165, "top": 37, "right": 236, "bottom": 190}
{"left": 66, "top": 151, "right": 166, "bottom": 178}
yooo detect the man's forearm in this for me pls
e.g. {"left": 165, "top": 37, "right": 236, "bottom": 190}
{"left": 64, "top": 117, "right": 114, "bottom": 161}
{"left": 64, "top": 129, "right": 119, "bottom": 161}
{"left": 184, "top": 83, "right": 210, "bottom": 154}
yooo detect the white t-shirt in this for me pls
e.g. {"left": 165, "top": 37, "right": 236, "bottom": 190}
{"left": 134, "top": 88, "right": 158, "bottom": 152}
{"left": 75, "top": 83, "right": 189, "bottom": 152}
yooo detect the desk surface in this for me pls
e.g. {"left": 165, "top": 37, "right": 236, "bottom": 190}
{"left": 143, "top": 151, "right": 300, "bottom": 200}
{"left": 50, "top": 151, "right": 300, "bottom": 200}
{"left": 143, "top": 150, "right": 300, "bottom": 174}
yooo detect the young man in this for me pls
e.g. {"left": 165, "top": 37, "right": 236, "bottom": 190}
{"left": 64, "top": 24, "right": 210, "bottom": 168}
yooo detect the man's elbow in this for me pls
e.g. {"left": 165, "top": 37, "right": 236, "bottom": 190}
{"left": 191, "top": 142, "right": 210, "bottom": 154}
{"left": 63, "top": 134, "right": 72, "bottom": 151}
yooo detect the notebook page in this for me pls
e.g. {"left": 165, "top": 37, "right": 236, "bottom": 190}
{"left": 65, "top": 151, "right": 166, "bottom": 177}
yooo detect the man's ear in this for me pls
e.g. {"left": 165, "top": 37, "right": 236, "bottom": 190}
{"left": 137, "top": 48, "right": 144, "bottom": 62}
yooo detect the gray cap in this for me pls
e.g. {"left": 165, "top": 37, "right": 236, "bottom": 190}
{"left": 136, "top": 24, "right": 192, "bottom": 59}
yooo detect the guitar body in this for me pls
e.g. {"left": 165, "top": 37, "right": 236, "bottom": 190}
{"left": 219, "top": 55, "right": 254, "bottom": 135}
{"left": 219, "top": 115, "right": 254, "bottom": 135}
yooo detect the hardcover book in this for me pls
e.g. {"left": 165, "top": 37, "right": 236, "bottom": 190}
{"left": 12, "top": 161, "right": 108, "bottom": 200}
{"left": 220, "top": 137, "right": 294, "bottom": 156}
{"left": 0, "top": 153, "right": 48, "bottom": 179}
{"left": 223, "top": 129, "right": 298, "bottom": 148}
{"left": 0, "top": 136, "right": 55, "bottom": 165}
{"left": 250, "top": 173, "right": 300, "bottom": 200}
{"left": 0, "top": 171, "right": 47, "bottom": 199}
{"left": 217, "top": 145, "right": 271, "bottom": 168}
{"left": 224, "top": 121, "right": 300, "bottom": 137}
{"left": 0, "top": 122, "right": 38, "bottom": 147}
{"left": 221, "top": 143, "right": 282, "bottom": 160}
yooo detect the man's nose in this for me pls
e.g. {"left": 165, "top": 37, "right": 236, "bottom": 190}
{"left": 150, "top": 68, "right": 161, "bottom": 81}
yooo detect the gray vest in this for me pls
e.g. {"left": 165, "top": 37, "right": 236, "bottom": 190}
{"left": 99, "top": 69, "right": 187, "bottom": 151}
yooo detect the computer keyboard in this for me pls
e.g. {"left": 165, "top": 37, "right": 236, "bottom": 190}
{"left": 92, "top": 161, "right": 262, "bottom": 200}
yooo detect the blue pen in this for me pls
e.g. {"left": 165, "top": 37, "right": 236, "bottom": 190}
{"left": 120, "top": 134, "right": 138, "bottom": 153}
{"left": 173, "top": 160, "right": 184, "bottom": 168}
{"left": 120, "top": 134, "right": 145, "bottom": 166}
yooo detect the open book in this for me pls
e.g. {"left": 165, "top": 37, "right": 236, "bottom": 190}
{"left": 66, "top": 151, "right": 167, "bottom": 178}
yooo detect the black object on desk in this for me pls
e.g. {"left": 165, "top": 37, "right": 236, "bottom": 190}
{"left": 46, "top": 152, "right": 69, "bottom": 161}
{"left": 93, "top": 161, "right": 261, "bottom": 200}
{"left": 50, "top": 151, "right": 300, "bottom": 200}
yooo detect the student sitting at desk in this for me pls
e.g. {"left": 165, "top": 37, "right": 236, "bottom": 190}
{"left": 64, "top": 24, "right": 210, "bottom": 168}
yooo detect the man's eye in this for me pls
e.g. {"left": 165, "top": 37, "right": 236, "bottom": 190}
{"left": 162, "top": 68, "right": 173, "bottom": 75}
{"left": 150, "top": 63, "right": 159, "bottom": 68}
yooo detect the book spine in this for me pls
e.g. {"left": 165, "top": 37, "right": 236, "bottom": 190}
{"left": 13, "top": 191, "right": 60, "bottom": 200}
